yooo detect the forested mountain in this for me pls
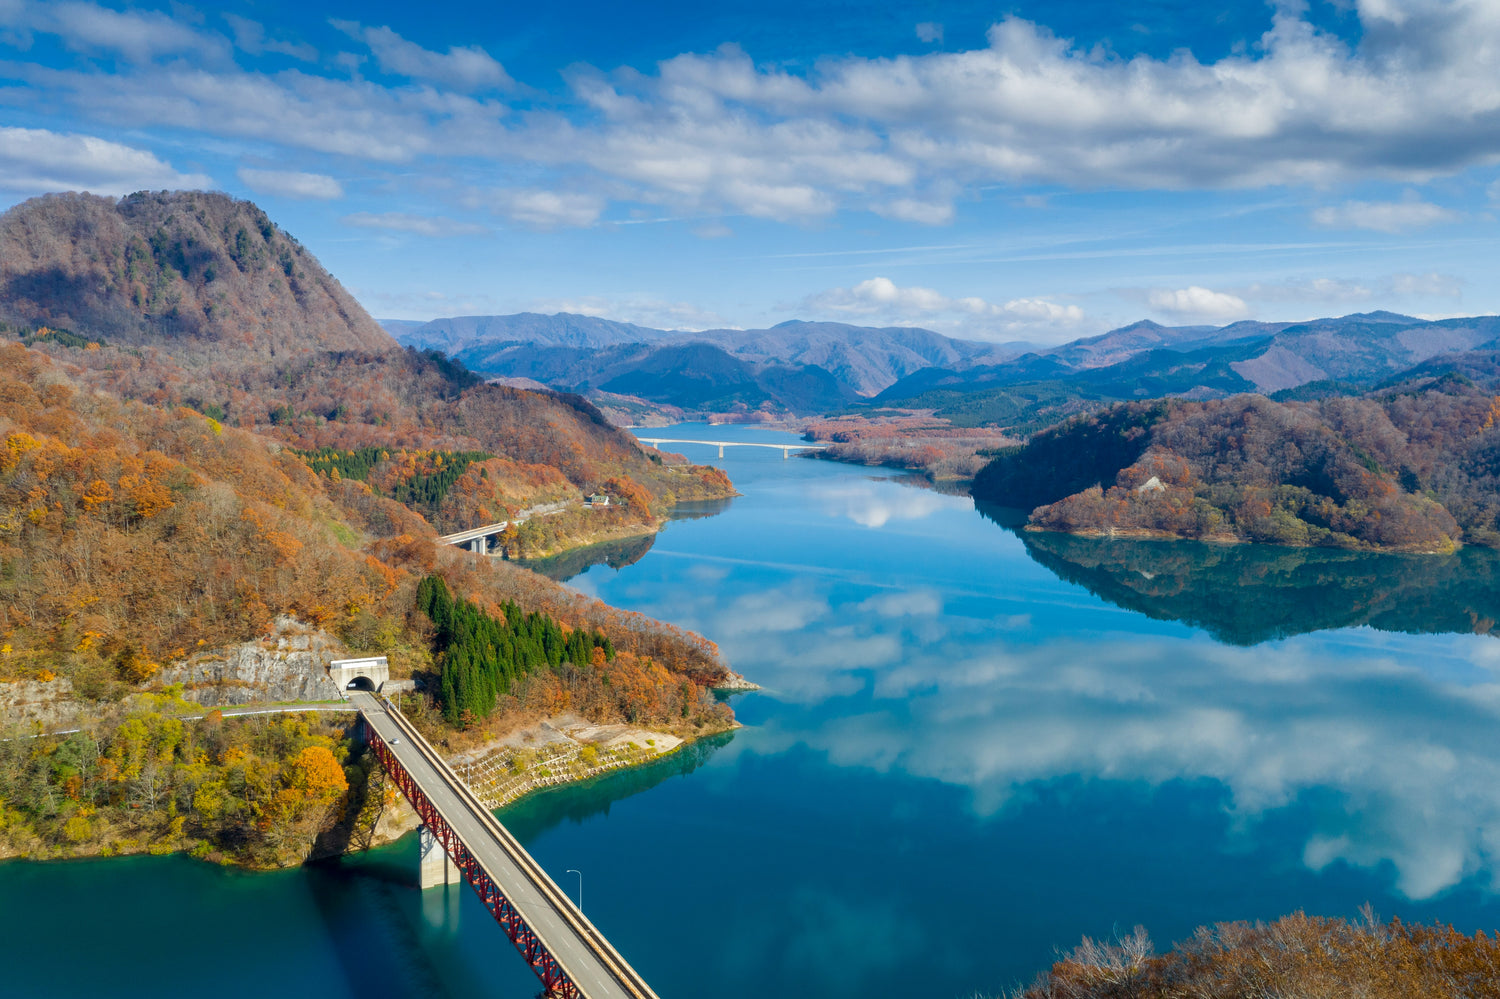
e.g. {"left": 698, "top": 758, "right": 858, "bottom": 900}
{"left": 394, "top": 307, "right": 1500, "bottom": 427}
{"left": 0, "top": 341, "right": 733, "bottom": 864}
{"left": 1, "top": 191, "right": 393, "bottom": 357}
{"left": 972, "top": 371, "right": 1500, "bottom": 553}
{"left": 0, "top": 192, "right": 731, "bottom": 521}
{"left": 663, "top": 320, "right": 1010, "bottom": 395}
{"left": 872, "top": 312, "right": 1500, "bottom": 430}
{"left": 0, "top": 190, "right": 738, "bottom": 864}
{"left": 393, "top": 312, "right": 670, "bottom": 352}
{"left": 0, "top": 337, "right": 733, "bottom": 702}
{"left": 385, "top": 312, "right": 1017, "bottom": 402}
{"left": 870, "top": 312, "right": 1500, "bottom": 429}
{"left": 442, "top": 339, "right": 859, "bottom": 414}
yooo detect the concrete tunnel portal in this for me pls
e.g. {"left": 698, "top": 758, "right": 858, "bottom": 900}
{"left": 329, "top": 656, "right": 389, "bottom": 695}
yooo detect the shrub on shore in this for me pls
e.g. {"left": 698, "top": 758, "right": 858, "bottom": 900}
{"left": 1005, "top": 909, "right": 1500, "bottom": 999}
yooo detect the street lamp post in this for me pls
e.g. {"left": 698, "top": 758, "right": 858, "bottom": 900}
{"left": 566, "top": 869, "right": 582, "bottom": 912}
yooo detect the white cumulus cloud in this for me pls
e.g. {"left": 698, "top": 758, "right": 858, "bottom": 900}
{"left": 804, "top": 276, "right": 1084, "bottom": 340}
{"left": 18, "top": 0, "right": 224, "bottom": 63}
{"left": 484, "top": 189, "right": 605, "bottom": 229}
{"left": 0, "top": 126, "right": 211, "bottom": 196}
{"left": 1148, "top": 286, "right": 1250, "bottom": 320}
{"left": 237, "top": 167, "right": 343, "bottom": 200}
{"left": 1312, "top": 198, "right": 1460, "bottom": 233}
{"left": 337, "top": 21, "right": 512, "bottom": 92}
{"left": 13, "top": 0, "right": 1500, "bottom": 227}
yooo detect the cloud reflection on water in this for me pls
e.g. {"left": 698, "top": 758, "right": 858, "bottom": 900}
{"left": 811, "top": 481, "right": 970, "bottom": 528}
{"left": 707, "top": 580, "right": 1500, "bottom": 901}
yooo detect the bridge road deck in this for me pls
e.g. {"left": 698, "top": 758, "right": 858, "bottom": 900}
{"left": 349, "top": 691, "right": 660, "bottom": 999}
{"left": 438, "top": 522, "right": 509, "bottom": 547}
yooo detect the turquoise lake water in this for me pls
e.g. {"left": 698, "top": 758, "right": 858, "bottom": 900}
{"left": 5, "top": 422, "right": 1500, "bottom": 998}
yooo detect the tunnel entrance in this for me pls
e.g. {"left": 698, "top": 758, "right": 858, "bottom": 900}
{"left": 329, "top": 656, "right": 389, "bottom": 696}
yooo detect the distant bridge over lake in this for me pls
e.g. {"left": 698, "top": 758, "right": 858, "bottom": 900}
{"left": 437, "top": 440, "right": 831, "bottom": 556}
{"left": 634, "top": 437, "right": 830, "bottom": 459}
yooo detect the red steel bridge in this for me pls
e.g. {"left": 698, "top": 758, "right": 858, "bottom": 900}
{"left": 351, "top": 691, "right": 662, "bottom": 999}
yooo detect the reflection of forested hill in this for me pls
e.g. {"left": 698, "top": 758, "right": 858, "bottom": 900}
{"left": 981, "top": 505, "right": 1500, "bottom": 644}
{"left": 520, "top": 498, "right": 736, "bottom": 581}
{"left": 520, "top": 532, "right": 659, "bottom": 581}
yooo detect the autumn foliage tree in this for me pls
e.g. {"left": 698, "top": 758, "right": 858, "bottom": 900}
{"left": 1009, "top": 910, "right": 1500, "bottom": 999}
{"left": 0, "top": 700, "right": 360, "bottom": 867}
{"left": 0, "top": 190, "right": 745, "bottom": 869}
{"left": 976, "top": 385, "right": 1500, "bottom": 552}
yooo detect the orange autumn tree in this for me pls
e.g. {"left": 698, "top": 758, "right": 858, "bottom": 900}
{"left": 288, "top": 745, "right": 348, "bottom": 802}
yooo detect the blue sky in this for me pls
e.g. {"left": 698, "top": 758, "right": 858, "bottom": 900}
{"left": 2, "top": 0, "right": 1499, "bottom": 342}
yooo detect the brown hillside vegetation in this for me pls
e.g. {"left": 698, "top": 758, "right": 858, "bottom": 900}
{"left": 1008, "top": 911, "right": 1500, "bottom": 999}
{"left": 974, "top": 377, "right": 1500, "bottom": 552}
{"left": 0, "top": 190, "right": 391, "bottom": 356}
{"left": 803, "top": 412, "right": 1016, "bottom": 480}
{"left": 0, "top": 191, "right": 741, "bottom": 868}
{"left": 0, "top": 341, "right": 729, "bottom": 694}
{"left": 0, "top": 337, "right": 732, "bottom": 866}
{"left": 0, "top": 191, "right": 733, "bottom": 527}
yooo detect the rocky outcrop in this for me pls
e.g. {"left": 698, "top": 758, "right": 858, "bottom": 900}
{"left": 0, "top": 676, "right": 83, "bottom": 730}
{"left": 157, "top": 617, "right": 346, "bottom": 706}
{"left": 714, "top": 671, "right": 761, "bottom": 691}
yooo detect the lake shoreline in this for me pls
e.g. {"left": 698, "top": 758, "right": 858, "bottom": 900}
{"left": 0, "top": 707, "right": 742, "bottom": 871}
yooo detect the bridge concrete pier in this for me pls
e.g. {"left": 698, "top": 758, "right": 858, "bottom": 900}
{"left": 469, "top": 537, "right": 484, "bottom": 554}
{"left": 419, "top": 824, "right": 462, "bottom": 889}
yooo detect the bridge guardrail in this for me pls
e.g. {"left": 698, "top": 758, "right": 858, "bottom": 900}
{"left": 364, "top": 696, "right": 660, "bottom": 999}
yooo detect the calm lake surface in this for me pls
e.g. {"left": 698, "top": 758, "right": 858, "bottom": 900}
{"left": 6, "top": 422, "right": 1500, "bottom": 998}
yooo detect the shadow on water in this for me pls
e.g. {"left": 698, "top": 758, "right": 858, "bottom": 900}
{"left": 282, "top": 732, "right": 731, "bottom": 997}
{"left": 977, "top": 501, "right": 1500, "bottom": 645}
{"left": 498, "top": 731, "right": 735, "bottom": 842}
{"left": 303, "top": 843, "right": 457, "bottom": 999}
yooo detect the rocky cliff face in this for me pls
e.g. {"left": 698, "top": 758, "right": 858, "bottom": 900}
{"left": 158, "top": 617, "right": 346, "bottom": 706}
{"left": 0, "top": 677, "right": 83, "bottom": 730}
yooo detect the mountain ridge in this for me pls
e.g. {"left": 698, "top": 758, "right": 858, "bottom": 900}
{"left": 0, "top": 190, "right": 734, "bottom": 532}
{"left": 3, "top": 191, "right": 393, "bottom": 360}
{"left": 388, "top": 309, "right": 1500, "bottom": 425}
{"left": 382, "top": 312, "right": 1019, "bottom": 398}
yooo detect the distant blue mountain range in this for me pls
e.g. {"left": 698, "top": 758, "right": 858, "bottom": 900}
{"left": 383, "top": 310, "right": 1500, "bottom": 423}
